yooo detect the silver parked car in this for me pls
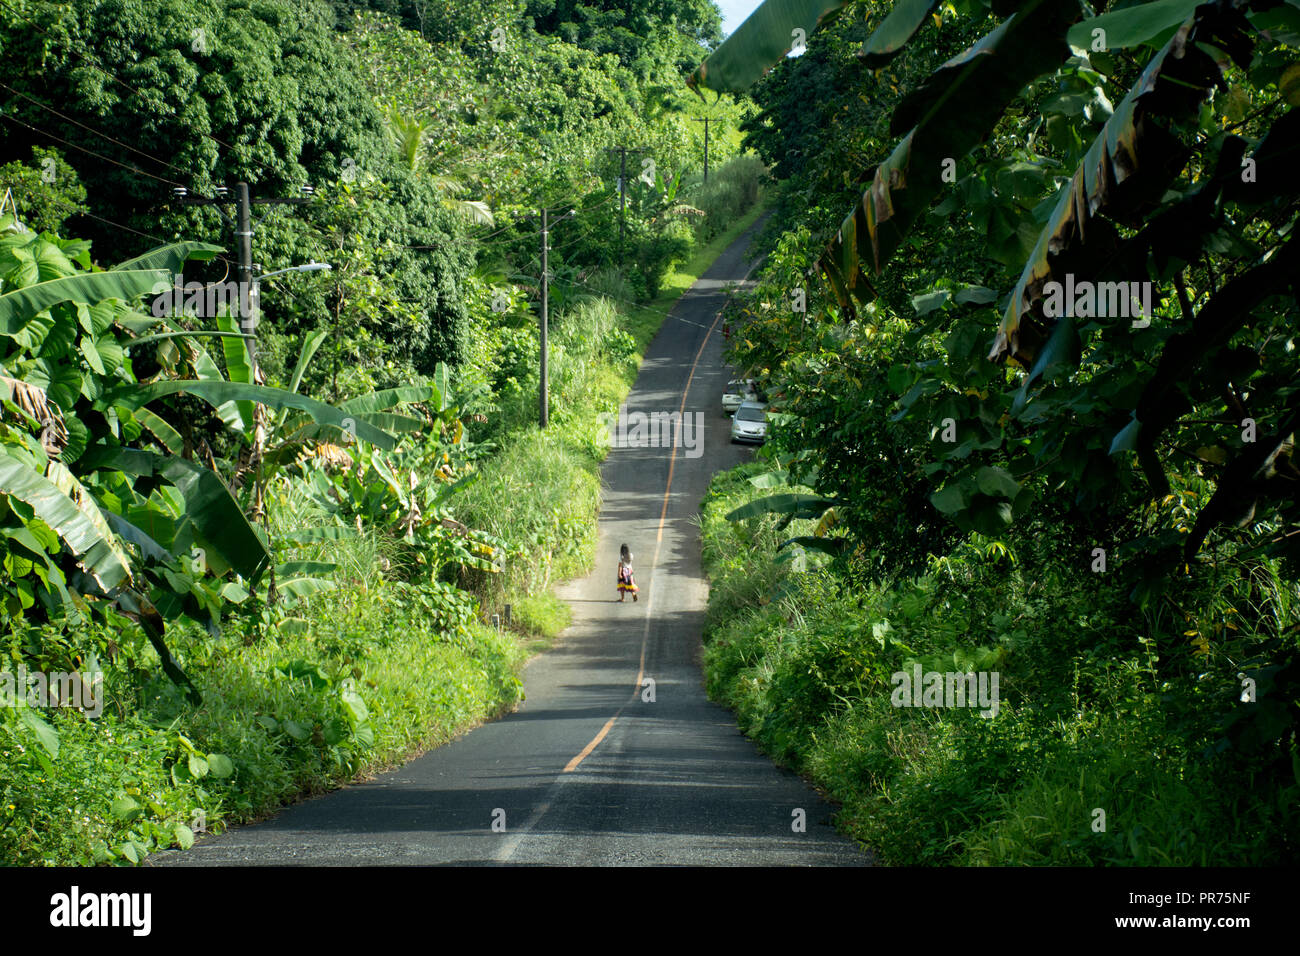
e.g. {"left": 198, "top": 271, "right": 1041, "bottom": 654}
{"left": 721, "top": 378, "right": 757, "bottom": 416}
{"left": 729, "top": 400, "right": 768, "bottom": 444}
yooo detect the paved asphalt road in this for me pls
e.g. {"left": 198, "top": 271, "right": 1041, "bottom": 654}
{"left": 154, "top": 216, "right": 871, "bottom": 866}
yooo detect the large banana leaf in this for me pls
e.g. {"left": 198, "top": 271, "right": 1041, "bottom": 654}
{"left": 121, "top": 380, "right": 398, "bottom": 449}
{"left": 688, "top": 0, "right": 854, "bottom": 95}
{"left": 991, "top": 1, "right": 1255, "bottom": 364}
{"left": 818, "top": 0, "right": 1080, "bottom": 316}
{"left": 217, "top": 314, "right": 256, "bottom": 432}
{"left": 280, "top": 411, "right": 424, "bottom": 449}
{"left": 180, "top": 329, "right": 247, "bottom": 434}
{"left": 276, "top": 576, "right": 337, "bottom": 602}
{"left": 278, "top": 526, "right": 359, "bottom": 545}
{"left": 134, "top": 407, "right": 185, "bottom": 455}
{"left": 111, "top": 241, "right": 223, "bottom": 274}
{"left": 1065, "top": 0, "right": 1202, "bottom": 51}
{"left": 81, "top": 445, "right": 270, "bottom": 581}
{"left": 287, "top": 328, "right": 329, "bottom": 396}
{"left": 46, "top": 460, "right": 135, "bottom": 581}
{"left": 0, "top": 270, "right": 167, "bottom": 335}
{"left": 0, "top": 451, "right": 133, "bottom": 591}
{"left": 338, "top": 384, "right": 435, "bottom": 416}
{"left": 860, "top": 0, "right": 941, "bottom": 65}
{"left": 217, "top": 312, "right": 254, "bottom": 385}
{"left": 102, "top": 509, "right": 171, "bottom": 563}
{"left": 274, "top": 381, "right": 434, "bottom": 447}
{"left": 725, "top": 493, "right": 837, "bottom": 522}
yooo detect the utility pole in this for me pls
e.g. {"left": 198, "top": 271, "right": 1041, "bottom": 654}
{"left": 616, "top": 148, "right": 627, "bottom": 265}
{"left": 540, "top": 206, "right": 548, "bottom": 429}
{"left": 604, "top": 146, "right": 647, "bottom": 265}
{"left": 172, "top": 182, "right": 312, "bottom": 380}
{"left": 171, "top": 181, "right": 315, "bottom": 541}
{"left": 692, "top": 118, "right": 711, "bottom": 182}
{"left": 235, "top": 182, "right": 255, "bottom": 371}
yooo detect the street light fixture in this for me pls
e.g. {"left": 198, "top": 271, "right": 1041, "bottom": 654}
{"left": 258, "top": 262, "right": 332, "bottom": 282}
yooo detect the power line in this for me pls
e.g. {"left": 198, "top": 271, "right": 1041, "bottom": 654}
{"left": 463, "top": 214, "right": 533, "bottom": 244}
{"left": 0, "top": 160, "right": 240, "bottom": 278}
{"left": 0, "top": 0, "right": 283, "bottom": 186}
{"left": 73, "top": 208, "right": 176, "bottom": 247}
{"left": 504, "top": 267, "right": 658, "bottom": 318}
{"left": 468, "top": 192, "right": 619, "bottom": 249}
{"left": 0, "top": 80, "right": 188, "bottom": 178}
{"left": 51, "top": 207, "right": 237, "bottom": 273}
{"left": 546, "top": 222, "right": 601, "bottom": 256}
{"left": 0, "top": 111, "right": 185, "bottom": 188}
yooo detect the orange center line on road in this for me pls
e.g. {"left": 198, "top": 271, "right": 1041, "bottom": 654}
{"left": 562, "top": 304, "right": 724, "bottom": 774}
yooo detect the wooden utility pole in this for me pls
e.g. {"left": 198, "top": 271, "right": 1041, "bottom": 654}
{"left": 173, "top": 182, "right": 311, "bottom": 380}
{"left": 235, "top": 182, "right": 256, "bottom": 371}
{"left": 172, "top": 182, "right": 312, "bottom": 536}
{"left": 604, "top": 146, "right": 647, "bottom": 265}
{"left": 616, "top": 148, "right": 627, "bottom": 264}
{"left": 692, "top": 118, "right": 711, "bottom": 182}
{"left": 540, "top": 206, "right": 548, "bottom": 429}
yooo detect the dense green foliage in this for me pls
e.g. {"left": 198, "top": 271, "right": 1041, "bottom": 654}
{"left": 0, "top": 148, "right": 88, "bottom": 236}
{"left": 698, "top": 0, "right": 1300, "bottom": 863}
{"left": 703, "top": 464, "right": 1296, "bottom": 863}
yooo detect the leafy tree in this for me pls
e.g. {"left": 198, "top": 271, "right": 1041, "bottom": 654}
{"left": 0, "top": 148, "right": 88, "bottom": 236}
{"left": 0, "top": 0, "right": 383, "bottom": 249}
{"left": 697, "top": 0, "right": 1300, "bottom": 800}
{"left": 0, "top": 0, "right": 476, "bottom": 373}
{"left": 525, "top": 0, "right": 724, "bottom": 74}
{"left": 698, "top": 0, "right": 1300, "bottom": 578}
{"left": 329, "top": 0, "right": 527, "bottom": 43}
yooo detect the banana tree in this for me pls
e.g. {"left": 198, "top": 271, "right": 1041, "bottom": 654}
{"left": 295, "top": 360, "right": 507, "bottom": 579}
{"left": 0, "top": 217, "right": 410, "bottom": 698}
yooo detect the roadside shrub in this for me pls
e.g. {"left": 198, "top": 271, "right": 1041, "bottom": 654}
{"left": 685, "top": 154, "right": 767, "bottom": 241}
{"left": 698, "top": 461, "right": 1300, "bottom": 865}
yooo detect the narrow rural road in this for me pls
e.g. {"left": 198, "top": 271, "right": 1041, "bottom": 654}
{"left": 156, "top": 216, "right": 870, "bottom": 866}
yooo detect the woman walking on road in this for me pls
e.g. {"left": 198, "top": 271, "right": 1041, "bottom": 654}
{"left": 617, "top": 544, "right": 638, "bottom": 602}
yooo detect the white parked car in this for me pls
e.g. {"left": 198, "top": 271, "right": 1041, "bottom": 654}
{"left": 722, "top": 378, "right": 757, "bottom": 416}
{"left": 730, "top": 400, "right": 768, "bottom": 444}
